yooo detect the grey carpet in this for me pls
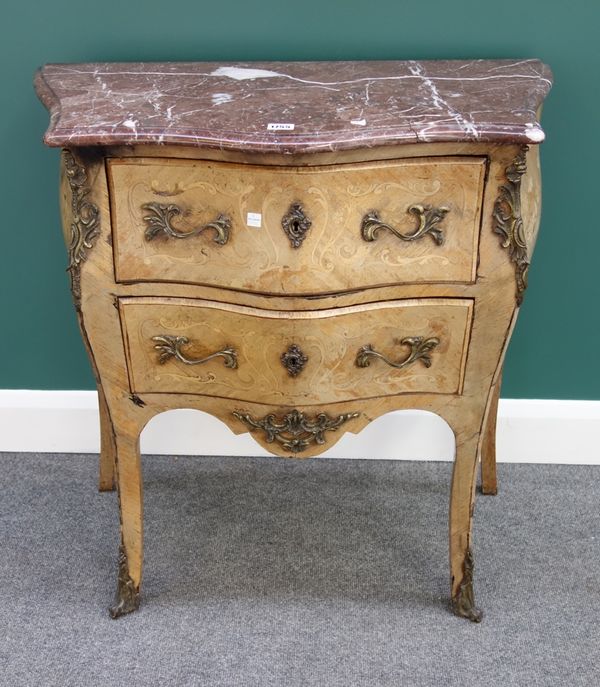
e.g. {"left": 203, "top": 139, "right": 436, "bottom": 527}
{"left": 0, "top": 453, "right": 598, "bottom": 687}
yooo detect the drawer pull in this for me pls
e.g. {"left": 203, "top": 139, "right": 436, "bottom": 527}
{"left": 233, "top": 409, "right": 360, "bottom": 453}
{"left": 282, "top": 202, "right": 312, "bottom": 248}
{"left": 152, "top": 335, "right": 238, "bottom": 368}
{"left": 356, "top": 336, "right": 440, "bottom": 369}
{"left": 142, "top": 202, "right": 231, "bottom": 245}
{"left": 280, "top": 344, "right": 308, "bottom": 377}
{"left": 361, "top": 204, "right": 449, "bottom": 245}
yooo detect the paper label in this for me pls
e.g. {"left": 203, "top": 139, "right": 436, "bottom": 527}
{"left": 267, "top": 123, "right": 295, "bottom": 131}
{"left": 246, "top": 212, "right": 262, "bottom": 228}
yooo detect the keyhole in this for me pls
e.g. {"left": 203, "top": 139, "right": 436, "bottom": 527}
{"left": 282, "top": 202, "right": 311, "bottom": 248}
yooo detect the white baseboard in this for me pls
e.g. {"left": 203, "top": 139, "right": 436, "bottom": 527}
{"left": 0, "top": 390, "right": 598, "bottom": 464}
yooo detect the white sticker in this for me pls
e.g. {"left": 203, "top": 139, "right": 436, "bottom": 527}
{"left": 246, "top": 212, "right": 262, "bottom": 228}
{"left": 267, "top": 123, "right": 295, "bottom": 131}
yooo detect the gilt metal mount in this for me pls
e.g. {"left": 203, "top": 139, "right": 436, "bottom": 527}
{"left": 109, "top": 544, "right": 140, "bottom": 619}
{"left": 361, "top": 204, "right": 449, "bottom": 245}
{"left": 142, "top": 202, "right": 231, "bottom": 245}
{"left": 356, "top": 336, "right": 440, "bottom": 370}
{"left": 63, "top": 150, "right": 101, "bottom": 309}
{"left": 152, "top": 335, "right": 238, "bottom": 369}
{"left": 493, "top": 147, "right": 529, "bottom": 305}
{"left": 282, "top": 203, "right": 312, "bottom": 248}
{"left": 281, "top": 344, "right": 308, "bottom": 377}
{"left": 451, "top": 548, "right": 483, "bottom": 623}
{"left": 233, "top": 409, "right": 359, "bottom": 453}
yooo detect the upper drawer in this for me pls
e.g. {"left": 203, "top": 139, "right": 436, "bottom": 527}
{"left": 108, "top": 157, "right": 486, "bottom": 294}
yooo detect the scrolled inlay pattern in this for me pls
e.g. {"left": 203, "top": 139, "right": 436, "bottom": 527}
{"left": 142, "top": 202, "right": 231, "bottom": 244}
{"left": 152, "top": 334, "right": 238, "bottom": 369}
{"left": 356, "top": 336, "right": 440, "bottom": 370}
{"left": 493, "top": 147, "right": 529, "bottom": 305}
{"left": 233, "top": 409, "right": 359, "bottom": 453}
{"left": 63, "top": 150, "right": 100, "bottom": 308}
{"left": 361, "top": 204, "right": 449, "bottom": 246}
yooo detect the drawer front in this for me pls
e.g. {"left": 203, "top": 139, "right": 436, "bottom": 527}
{"left": 109, "top": 157, "right": 485, "bottom": 293}
{"left": 120, "top": 298, "right": 473, "bottom": 404}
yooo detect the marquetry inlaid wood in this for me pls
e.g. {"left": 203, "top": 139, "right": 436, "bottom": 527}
{"left": 108, "top": 157, "right": 485, "bottom": 293}
{"left": 120, "top": 297, "right": 473, "bottom": 403}
{"left": 38, "top": 59, "right": 551, "bottom": 623}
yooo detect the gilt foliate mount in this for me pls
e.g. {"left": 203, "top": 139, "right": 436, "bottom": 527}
{"left": 451, "top": 547, "right": 483, "bottom": 623}
{"left": 63, "top": 150, "right": 100, "bottom": 308}
{"left": 280, "top": 344, "right": 309, "bottom": 377}
{"left": 142, "top": 202, "right": 231, "bottom": 245}
{"left": 281, "top": 203, "right": 312, "bottom": 248}
{"left": 356, "top": 336, "right": 440, "bottom": 370}
{"left": 108, "top": 544, "right": 140, "bottom": 619}
{"left": 361, "top": 204, "right": 449, "bottom": 245}
{"left": 493, "top": 147, "right": 529, "bottom": 305}
{"left": 232, "top": 409, "right": 360, "bottom": 454}
{"left": 152, "top": 334, "right": 238, "bottom": 369}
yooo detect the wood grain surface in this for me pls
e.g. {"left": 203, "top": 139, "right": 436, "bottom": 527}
{"left": 109, "top": 156, "right": 485, "bottom": 292}
{"left": 60, "top": 140, "right": 542, "bottom": 620}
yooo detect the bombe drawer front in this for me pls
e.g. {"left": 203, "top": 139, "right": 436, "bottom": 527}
{"left": 119, "top": 297, "right": 473, "bottom": 405}
{"left": 109, "top": 157, "right": 486, "bottom": 294}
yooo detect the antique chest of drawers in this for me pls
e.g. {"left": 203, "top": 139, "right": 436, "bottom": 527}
{"left": 35, "top": 60, "right": 552, "bottom": 621}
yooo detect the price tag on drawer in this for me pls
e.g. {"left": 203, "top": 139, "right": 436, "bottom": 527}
{"left": 246, "top": 212, "right": 262, "bottom": 228}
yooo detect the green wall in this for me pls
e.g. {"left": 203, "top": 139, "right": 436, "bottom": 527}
{"left": 1, "top": 0, "right": 598, "bottom": 399}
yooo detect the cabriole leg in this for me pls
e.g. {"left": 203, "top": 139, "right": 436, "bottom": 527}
{"left": 98, "top": 384, "right": 116, "bottom": 492}
{"left": 449, "top": 429, "right": 483, "bottom": 622}
{"left": 481, "top": 373, "right": 502, "bottom": 496}
{"left": 109, "top": 427, "right": 143, "bottom": 618}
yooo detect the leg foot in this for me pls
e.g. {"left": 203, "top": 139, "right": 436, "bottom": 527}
{"left": 450, "top": 548, "right": 483, "bottom": 622}
{"left": 109, "top": 426, "right": 143, "bottom": 617}
{"left": 109, "top": 544, "right": 140, "bottom": 618}
{"left": 449, "top": 419, "right": 485, "bottom": 623}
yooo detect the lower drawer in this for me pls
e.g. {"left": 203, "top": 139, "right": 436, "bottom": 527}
{"left": 119, "top": 297, "right": 473, "bottom": 404}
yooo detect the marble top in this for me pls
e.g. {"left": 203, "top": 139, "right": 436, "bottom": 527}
{"left": 35, "top": 60, "right": 552, "bottom": 153}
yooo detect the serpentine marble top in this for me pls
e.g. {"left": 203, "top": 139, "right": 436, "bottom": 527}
{"left": 35, "top": 60, "right": 552, "bottom": 153}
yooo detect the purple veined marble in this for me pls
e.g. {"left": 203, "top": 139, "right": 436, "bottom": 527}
{"left": 34, "top": 60, "right": 552, "bottom": 153}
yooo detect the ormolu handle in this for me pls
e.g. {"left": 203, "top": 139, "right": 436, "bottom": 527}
{"left": 356, "top": 336, "right": 439, "bottom": 369}
{"left": 361, "top": 204, "right": 449, "bottom": 245}
{"left": 152, "top": 335, "right": 238, "bottom": 368}
{"left": 142, "top": 202, "right": 231, "bottom": 244}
